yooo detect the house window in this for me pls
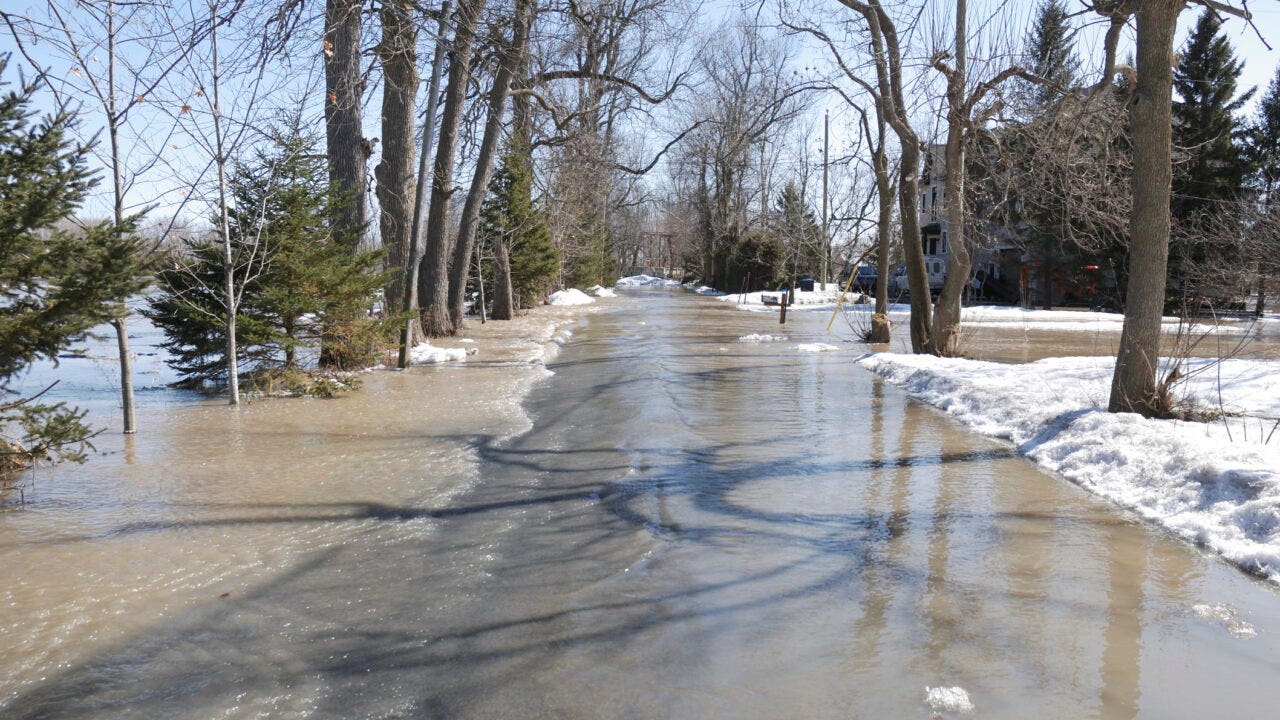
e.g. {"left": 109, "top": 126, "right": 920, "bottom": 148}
{"left": 931, "top": 187, "right": 937, "bottom": 208}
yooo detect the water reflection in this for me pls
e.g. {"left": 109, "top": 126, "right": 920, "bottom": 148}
{"left": 1, "top": 292, "right": 1278, "bottom": 718}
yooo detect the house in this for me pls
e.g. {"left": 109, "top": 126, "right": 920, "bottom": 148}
{"left": 910, "top": 144, "right": 1033, "bottom": 304}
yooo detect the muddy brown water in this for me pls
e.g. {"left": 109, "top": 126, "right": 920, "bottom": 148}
{"left": 2, "top": 291, "right": 1278, "bottom": 719}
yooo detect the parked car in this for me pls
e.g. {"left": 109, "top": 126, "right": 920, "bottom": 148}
{"left": 837, "top": 265, "right": 878, "bottom": 294}
{"left": 887, "top": 261, "right": 947, "bottom": 296}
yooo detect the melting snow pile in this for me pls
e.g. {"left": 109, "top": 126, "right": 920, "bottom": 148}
{"left": 409, "top": 343, "right": 473, "bottom": 365}
{"left": 859, "top": 353, "right": 1280, "bottom": 582}
{"left": 925, "top": 686, "right": 974, "bottom": 714}
{"left": 588, "top": 284, "right": 617, "bottom": 298}
{"left": 960, "top": 305, "right": 1253, "bottom": 334}
{"left": 795, "top": 343, "right": 839, "bottom": 352}
{"left": 548, "top": 288, "right": 595, "bottom": 306}
{"left": 739, "top": 333, "right": 787, "bottom": 342}
{"left": 689, "top": 284, "right": 727, "bottom": 296}
{"left": 616, "top": 274, "right": 682, "bottom": 288}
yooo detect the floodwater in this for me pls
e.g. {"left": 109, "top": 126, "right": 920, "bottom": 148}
{"left": 2, "top": 291, "right": 1279, "bottom": 718}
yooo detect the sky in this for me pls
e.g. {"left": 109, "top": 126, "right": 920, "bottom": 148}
{"left": 3, "top": 0, "right": 1279, "bottom": 232}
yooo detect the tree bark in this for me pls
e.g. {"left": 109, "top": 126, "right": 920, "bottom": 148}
{"left": 418, "top": 0, "right": 487, "bottom": 337}
{"left": 1109, "top": 0, "right": 1182, "bottom": 415}
{"left": 211, "top": 11, "right": 238, "bottom": 405}
{"left": 838, "top": 0, "right": 932, "bottom": 351}
{"left": 928, "top": 0, "right": 971, "bottom": 357}
{"left": 375, "top": 0, "right": 418, "bottom": 313}
{"left": 324, "top": 0, "right": 368, "bottom": 248}
{"left": 447, "top": 0, "right": 532, "bottom": 329}
{"left": 491, "top": 237, "right": 516, "bottom": 319}
{"left": 105, "top": 0, "right": 136, "bottom": 432}
{"left": 870, "top": 113, "right": 892, "bottom": 344}
{"left": 396, "top": 0, "right": 452, "bottom": 367}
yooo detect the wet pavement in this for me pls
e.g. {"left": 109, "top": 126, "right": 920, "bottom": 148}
{"left": 2, "top": 290, "right": 1278, "bottom": 718}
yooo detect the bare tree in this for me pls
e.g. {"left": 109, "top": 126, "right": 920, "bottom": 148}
{"left": 375, "top": 0, "right": 418, "bottom": 315}
{"left": 325, "top": 0, "right": 369, "bottom": 248}
{"left": 830, "top": 0, "right": 933, "bottom": 352}
{"left": 1085, "top": 0, "right": 1255, "bottom": 416}
{"left": 418, "top": 0, "right": 488, "bottom": 337}
{"left": 447, "top": 0, "right": 534, "bottom": 328}
{"left": 926, "top": 0, "right": 1047, "bottom": 355}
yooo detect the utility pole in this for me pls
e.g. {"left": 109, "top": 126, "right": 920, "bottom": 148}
{"left": 821, "top": 109, "right": 830, "bottom": 289}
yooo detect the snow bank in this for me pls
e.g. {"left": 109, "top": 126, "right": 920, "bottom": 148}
{"left": 859, "top": 353, "right": 1280, "bottom": 582}
{"left": 961, "top": 305, "right": 1255, "bottom": 334}
{"left": 689, "top": 284, "right": 727, "bottom": 296}
{"left": 717, "top": 285, "right": 852, "bottom": 312}
{"left": 409, "top": 343, "right": 473, "bottom": 365}
{"left": 548, "top": 288, "right": 595, "bottom": 306}
{"left": 616, "top": 274, "right": 681, "bottom": 288}
{"left": 588, "top": 284, "right": 617, "bottom": 298}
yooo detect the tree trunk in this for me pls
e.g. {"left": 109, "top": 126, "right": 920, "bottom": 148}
{"left": 927, "top": 0, "right": 970, "bottom": 357}
{"left": 324, "top": 0, "right": 368, "bottom": 248}
{"left": 418, "top": 0, "right": 487, "bottom": 337}
{"left": 106, "top": 0, "right": 136, "bottom": 433}
{"left": 396, "top": 0, "right": 452, "bottom": 367}
{"left": 447, "top": 0, "right": 532, "bottom": 329}
{"left": 375, "top": 0, "right": 418, "bottom": 313}
{"left": 491, "top": 239, "right": 516, "bottom": 319}
{"left": 870, "top": 126, "right": 892, "bottom": 343}
{"left": 1109, "top": 0, "right": 1181, "bottom": 415}
{"left": 897, "top": 139, "right": 931, "bottom": 352}
{"left": 211, "top": 13, "right": 238, "bottom": 405}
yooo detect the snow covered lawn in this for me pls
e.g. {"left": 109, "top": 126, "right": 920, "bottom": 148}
{"left": 859, "top": 353, "right": 1280, "bottom": 583}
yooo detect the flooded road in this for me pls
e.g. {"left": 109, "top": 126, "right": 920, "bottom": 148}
{"left": 3, "top": 291, "right": 1279, "bottom": 718}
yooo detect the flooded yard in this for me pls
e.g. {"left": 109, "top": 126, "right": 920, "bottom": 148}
{"left": 2, "top": 291, "right": 1277, "bottom": 718}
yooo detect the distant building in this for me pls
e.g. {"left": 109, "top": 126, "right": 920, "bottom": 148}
{"left": 910, "top": 144, "right": 1022, "bottom": 303}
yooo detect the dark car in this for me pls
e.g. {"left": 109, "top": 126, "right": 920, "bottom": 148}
{"left": 838, "top": 265, "right": 878, "bottom": 294}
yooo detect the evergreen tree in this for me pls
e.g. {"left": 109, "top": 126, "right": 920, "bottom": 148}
{"left": 1172, "top": 8, "right": 1253, "bottom": 217}
{"left": 1248, "top": 63, "right": 1280, "bottom": 201}
{"left": 1169, "top": 8, "right": 1253, "bottom": 302}
{"left": 146, "top": 125, "right": 387, "bottom": 391}
{"left": 1025, "top": 0, "right": 1078, "bottom": 107}
{"left": 771, "top": 184, "right": 822, "bottom": 279}
{"left": 1, "top": 61, "right": 146, "bottom": 467}
{"left": 1244, "top": 63, "right": 1280, "bottom": 315}
{"left": 480, "top": 148, "right": 559, "bottom": 308}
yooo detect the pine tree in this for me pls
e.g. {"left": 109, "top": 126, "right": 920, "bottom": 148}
{"left": 1025, "top": 0, "right": 1078, "bottom": 107}
{"left": 1170, "top": 8, "right": 1254, "bottom": 302}
{"left": 1172, "top": 8, "right": 1253, "bottom": 217}
{"left": 1, "top": 61, "right": 146, "bottom": 468}
{"left": 771, "top": 184, "right": 822, "bottom": 279}
{"left": 480, "top": 148, "right": 559, "bottom": 308}
{"left": 1249, "top": 63, "right": 1280, "bottom": 202}
{"left": 1244, "top": 63, "right": 1280, "bottom": 315}
{"left": 146, "top": 125, "right": 387, "bottom": 392}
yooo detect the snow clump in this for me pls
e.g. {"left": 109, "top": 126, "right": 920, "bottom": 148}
{"left": 548, "top": 288, "right": 595, "bottom": 306}
{"left": 794, "top": 343, "right": 839, "bottom": 352}
{"left": 588, "top": 284, "right": 617, "bottom": 298}
{"left": 409, "top": 343, "right": 472, "bottom": 365}
{"left": 739, "top": 333, "right": 787, "bottom": 342}
{"left": 924, "top": 686, "right": 974, "bottom": 713}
